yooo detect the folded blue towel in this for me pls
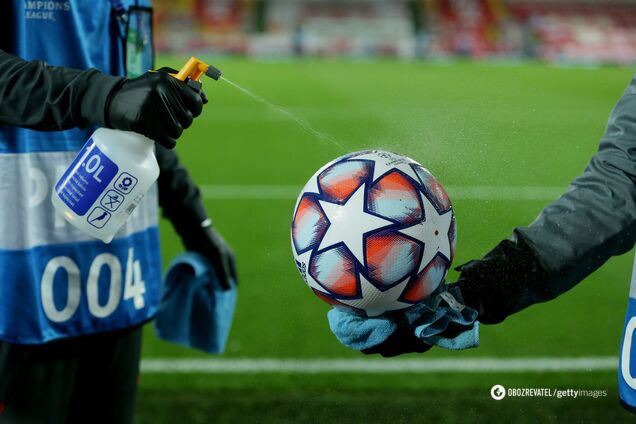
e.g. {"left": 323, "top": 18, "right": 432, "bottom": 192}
{"left": 328, "top": 284, "right": 479, "bottom": 351}
{"left": 327, "top": 312, "right": 399, "bottom": 351}
{"left": 155, "top": 252, "right": 237, "bottom": 354}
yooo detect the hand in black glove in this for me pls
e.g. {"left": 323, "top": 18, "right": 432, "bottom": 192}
{"left": 105, "top": 67, "right": 204, "bottom": 149}
{"left": 455, "top": 233, "right": 549, "bottom": 324}
{"left": 181, "top": 221, "right": 237, "bottom": 290}
{"left": 155, "top": 145, "right": 236, "bottom": 290}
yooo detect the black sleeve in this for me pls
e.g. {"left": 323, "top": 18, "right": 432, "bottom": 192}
{"left": 458, "top": 75, "right": 636, "bottom": 323}
{"left": 155, "top": 144, "right": 210, "bottom": 244}
{"left": 0, "top": 49, "right": 122, "bottom": 130}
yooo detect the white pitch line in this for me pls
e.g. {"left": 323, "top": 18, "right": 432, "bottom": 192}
{"left": 140, "top": 357, "right": 616, "bottom": 374}
{"left": 200, "top": 185, "right": 566, "bottom": 201}
{"left": 201, "top": 185, "right": 299, "bottom": 200}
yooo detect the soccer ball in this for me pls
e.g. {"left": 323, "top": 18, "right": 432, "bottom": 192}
{"left": 291, "top": 150, "right": 456, "bottom": 317}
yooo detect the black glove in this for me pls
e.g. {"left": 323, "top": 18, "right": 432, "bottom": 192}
{"left": 154, "top": 145, "right": 236, "bottom": 290}
{"left": 455, "top": 232, "right": 549, "bottom": 324}
{"left": 105, "top": 67, "right": 203, "bottom": 149}
{"left": 181, "top": 221, "right": 237, "bottom": 290}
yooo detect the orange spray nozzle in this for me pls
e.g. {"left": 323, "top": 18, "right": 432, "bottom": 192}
{"left": 172, "top": 57, "right": 222, "bottom": 82}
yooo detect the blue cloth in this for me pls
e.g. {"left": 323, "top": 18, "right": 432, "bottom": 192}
{"left": 328, "top": 285, "right": 479, "bottom": 351}
{"left": 327, "top": 311, "right": 398, "bottom": 351}
{"left": 155, "top": 252, "right": 237, "bottom": 354}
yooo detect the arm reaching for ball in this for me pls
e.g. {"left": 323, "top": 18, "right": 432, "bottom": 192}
{"left": 458, "top": 74, "right": 636, "bottom": 324}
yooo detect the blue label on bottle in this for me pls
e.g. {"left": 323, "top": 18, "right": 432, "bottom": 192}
{"left": 55, "top": 138, "right": 119, "bottom": 216}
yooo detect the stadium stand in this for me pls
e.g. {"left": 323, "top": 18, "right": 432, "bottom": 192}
{"left": 153, "top": 0, "right": 636, "bottom": 64}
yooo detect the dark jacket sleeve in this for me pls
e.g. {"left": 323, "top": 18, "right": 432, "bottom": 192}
{"left": 0, "top": 49, "right": 122, "bottom": 130}
{"left": 155, "top": 144, "right": 210, "bottom": 245}
{"left": 459, "top": 75, "right": 636, "bottom": 322}
{"left": 518, "top": 79, "right": 636, "bottom": 292}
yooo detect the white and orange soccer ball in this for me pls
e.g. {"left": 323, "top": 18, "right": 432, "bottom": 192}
{"left": 291, "top": 150, "right": 457, "bottom": 317}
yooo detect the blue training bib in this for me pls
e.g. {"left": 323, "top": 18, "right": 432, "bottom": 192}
{"left": 0, "top": 0, "right": 161, "bottom": 344}
{"left": 619, "top": 253, "right": 636, "bottom": 410}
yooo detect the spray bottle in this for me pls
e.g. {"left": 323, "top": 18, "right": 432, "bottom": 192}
{"left": 52, "top": 57, "right": 222, "bottom": 243}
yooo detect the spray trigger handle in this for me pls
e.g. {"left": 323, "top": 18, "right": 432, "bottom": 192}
{"left": 172, "top": 57, "right": 222, "bottom": 82}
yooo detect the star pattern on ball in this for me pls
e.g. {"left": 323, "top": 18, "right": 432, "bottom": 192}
{"left": 338, "top": 274, "right": 412, "bottom": 317}
{"left": 352, "top": 151, "right": 421, "bottom": 184}
{"left": 295, "top": 250, "right": 329, "bottom": 294}
{"left": 318, "top": 183, "right": 393, "bottom": 265}
{"left": 399, "top": 191, "right": 452, "bottom": 274}
{"left": 302, "top": 175, "right": 320, "bottom": 195}
{"left": 304, "top": 158, "right": 338, "bottom": 196}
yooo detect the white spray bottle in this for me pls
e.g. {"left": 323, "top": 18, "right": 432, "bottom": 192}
{"left": 52, "top": 57, "right": 222, "bottom": 243}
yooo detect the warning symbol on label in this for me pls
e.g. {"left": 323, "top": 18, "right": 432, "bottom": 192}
{"left": 114, "top": 172, "right": 138, "bottom": 194}
{"left": 87, "top": 207, "right": 111, "bottom": 228}
{"left": 100, "top": 190, "right": 124, "bottom": 212}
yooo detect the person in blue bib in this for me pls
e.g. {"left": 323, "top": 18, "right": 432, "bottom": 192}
{"left": 0, "top": 1, "right": 236, "bottom": 422}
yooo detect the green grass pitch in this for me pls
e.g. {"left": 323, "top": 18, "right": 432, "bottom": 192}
{"left": 136, "top": 57, "right": 636, "bottom": 422}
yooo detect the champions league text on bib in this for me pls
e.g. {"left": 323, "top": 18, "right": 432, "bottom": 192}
{"left": 0, "top": 0, "right": 161, "bottom": 344}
